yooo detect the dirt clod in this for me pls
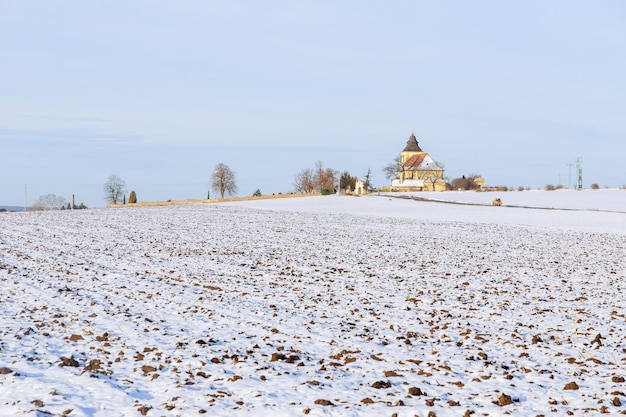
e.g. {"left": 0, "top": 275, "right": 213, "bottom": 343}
{"left": 371, "top": 380, "right": 392, "bottom": 389}
{"left": 60, "top": 356, "right": 79, "bottom": 367}
{"left": 497, "top": 394, "right": 513, "bottom": 406}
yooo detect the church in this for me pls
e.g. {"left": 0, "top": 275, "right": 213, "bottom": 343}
{"left": 390, "top": 132, "right": 447, "bottom": 192}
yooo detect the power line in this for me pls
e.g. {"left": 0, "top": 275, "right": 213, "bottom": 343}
{"left": 575, "top": 157, "right": 583, "bottom": 190}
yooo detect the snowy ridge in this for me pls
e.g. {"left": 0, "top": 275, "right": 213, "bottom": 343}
{"left": 403, "top": 189, "right": 626, "bottom": 212}
{"left": 0, "top": 192, "right": 625, "bottom": 416}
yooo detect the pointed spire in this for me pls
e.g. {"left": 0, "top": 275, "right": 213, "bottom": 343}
{"left": 403, "top": 131, "right": 422, "bottom": 152}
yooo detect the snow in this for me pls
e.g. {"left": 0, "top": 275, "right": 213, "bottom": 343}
{"left": 1, "top": 190, "right": 625, "bottom": 416}
{"left": 228, "top": 189, "right": 626, "bottom": 235}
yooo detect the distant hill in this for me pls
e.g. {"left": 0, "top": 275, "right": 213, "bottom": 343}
{"left": 0, "top": 206, "right": 27, "bottom": 212}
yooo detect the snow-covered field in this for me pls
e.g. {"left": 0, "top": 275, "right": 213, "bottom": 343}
{"left": 1, "top": 190, "right": 625, "bottom": 416}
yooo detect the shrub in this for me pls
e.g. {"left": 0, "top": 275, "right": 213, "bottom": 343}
{"left": 545, "top": 184, "right": 556, "bottom": 191}
{"left": 128, "top": 191, "right": 137, "bottom": 204}
{"left": 320, "top": 188, "right": 335, "bottom": 195}
{"left": 451, "top": 175, "right": 482, "bottom": 191}
{"left": 590, "top": 183, "right": 600, "bottom": 190}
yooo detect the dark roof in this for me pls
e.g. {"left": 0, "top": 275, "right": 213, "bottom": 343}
{"left": 403, "top": 132, "right": 423, "bottom": 152}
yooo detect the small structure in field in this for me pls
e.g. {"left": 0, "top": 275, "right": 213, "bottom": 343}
{"left": 353, "top": 179, "right": 366, "bottom": 195}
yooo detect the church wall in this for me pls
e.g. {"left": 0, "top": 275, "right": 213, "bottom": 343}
{"left": 404, "top": 169, "right": 444, "bottom": 180}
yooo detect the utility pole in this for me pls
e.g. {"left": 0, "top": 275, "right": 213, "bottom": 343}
{"left": 575, "top": 158, "right": 583, "bottom": 190}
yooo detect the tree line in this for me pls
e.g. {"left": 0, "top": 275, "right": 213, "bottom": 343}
{"left": 292, "top": 161, "right": 335, "bottom": 194}
{"left": 102, "top": 163, "right": 240, "bottom": 205}
{"left": 30, "top": 194, "right": 88, "bottom": 211}
{"left": 103, "top": 161, "right": 372, "bottom": 206}
{"left": 293, "top": 161, "right": 373, "bottom": 195}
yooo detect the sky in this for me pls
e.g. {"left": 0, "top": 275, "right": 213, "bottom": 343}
{"left": 1, "top": 1, "right": 625, "bottom": 208}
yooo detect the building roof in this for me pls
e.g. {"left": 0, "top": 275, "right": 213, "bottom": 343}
{"left": 403, "top": 132, "right": 423, "bottom": 153}
{"left": 403, "top": 153, "right": 442, "bottom": 171}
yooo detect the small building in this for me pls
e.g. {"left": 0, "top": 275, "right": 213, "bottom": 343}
{"left": 354, "top": 179, "right": 366, "bottom": 195}
{"left": 390, "top": 132, "right": 446, "bottom": 191}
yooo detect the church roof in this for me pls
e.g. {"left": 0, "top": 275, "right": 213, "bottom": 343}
{"left": 404, "top": 153, "right": 427, "bottom": 168}
{"left": 403, "top": 132, "right": 423, "bottom": 153}
{"left": 403, "top": 153, "right": 443, "bottom": 171}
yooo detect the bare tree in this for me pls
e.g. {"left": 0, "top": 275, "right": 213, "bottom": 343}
{"left": 425, "top": 175, "right": 441, "bottom": 191}
{"left": 212, "top": 163, "right": 238, "bottom": 199}
{"left": 294, "top": 162, "right": 336, "bottom": 193}
{"left": 103, "top": 174, "right": 126, "bottom": 205}
{"left": 313, "top": 161, "right": 335, "bottom": 191}
{"left": 383, "top": 154, "right": 404, "bottom": 181}
{"left": 425, "top": 162, "right": 446, "bottom": 190}
{"left": 293, "top": 168, "right": 315, "bottom": 193}
{"left": 31, "top": 194, "right": 67, "bottom": 211}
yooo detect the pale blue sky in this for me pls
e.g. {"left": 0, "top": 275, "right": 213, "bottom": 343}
{"left": 1, "top": 1, "right": 625, "bottom": 207}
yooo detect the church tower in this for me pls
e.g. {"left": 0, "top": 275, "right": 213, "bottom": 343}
{"left": 401, "top": 132, "right": 424, "bottom": 165}
{"left": 391, "top": 131, "right": 446, "bottom": 191}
